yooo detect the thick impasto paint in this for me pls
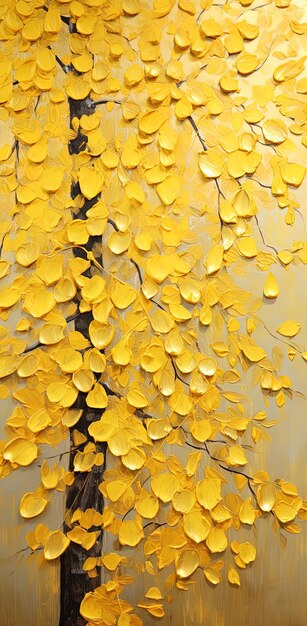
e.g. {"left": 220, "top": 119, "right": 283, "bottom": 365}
{"left": 0, "top": 1, "right": 306, "bottom": 625}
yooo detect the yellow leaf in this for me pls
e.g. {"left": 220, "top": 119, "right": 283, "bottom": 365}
{"left": 175, "top": 549, "right": 200, "bottom": 578}
{"left": 191, "top": 419, "right": 212, "bottom": 443}
{"left": 16, "top": 243, "right": 40, "bottom": 267}
{"left": 86, "top": 384, "right": 108, "bottom": 409}
{"left": 276, "top": 320, "right": 301, "bottom": 338}
{"left": 20, "top": 492, "right": 48, "bottom": 519}
{"left": 228, "top": 445, "right": 247, "bottom": 466}
{"left": 168, "top": 303, "right": 191, "bottom": 322}
{"left": 257, "top": 483, "right": 276, "bottom": 512}
{"left": 3, "top": 438, "right": 38, "bottom": 466}
{"left": 280, "top": 163, "right": 305, "bottom": 187}
{"left": 137, "top": 603, "right": 165, "bottom": 618}
{"left": 125, "top": 63, "right": 144, "bottom": 87}
{"left": 232, "top": 187, "right": 255, "bottom": 217}
{"left": 204, "top": 568, "right": 222, "bottom": 585}
{"left": 150, "top": 310, "right": 175, "bottom": 333}
{"left": 111, "top": 283, "right": 136, "bottom": 310}
{"left": 263, "top": 119, "right": 287, "bottom": 144}
{"left": 82, "top": 276, "right": 105, "bottom": 303}
{"left": 119, "top": 520, "right": 144, "bottom": 546}
{"left": 183, "top": 511, "right": 210, "bottom": 543}
{"left": 238, "top": 541, "right": 256, "bottom": 564}
{"left": 23, "top": 287, "right": 55, "bottom": 318}
{"left": 206, "top": 245, "right": 224, "bottom": 275}
{"left": 172, "top": 490, "right": 196, "bottom": 514}
{"left": 44, "top": 531, "right": 70, "bottom": 560}
{"left": 273, "top": 58, "right": 305, "bottom": 83}
{"left": 56, "top": 348, "right": 83, "bottom": 373}
{"left": 206, "top": 528, "right": 228, "bottom": 553}
{"left": 0, "top": 355, "right": 19, "bottom": 379}
{"left": 88, "top": 415, "right": 118, "bottom": 442}
{"left": 80, "top": 594, "right": 102, "bottom": 621}
{"left": 41, "top": 167, "right": 64, "bottom": 193}
{"left": 275, "top": 502, "right": 297, "bottom": 523}
{"left": 236, "top": 52, "right": 258, "bottom": 75}
{"left": 228, "top": 567, "right": 240, "bottom": 586}
{"left": 151, "top": 473, "right": 180, "bottom": 503}
{"left": 79, "top": 167, "right": 104, "bottom": 200}
{"left": 199, "top": 151, "right": 223, "bottom": 178}
{"left": 241, "top": 339, "right": 266, "bottom": 362}
{"left": 101, "top": 553, "right": 123, "bottom": 570}
{"left": 39, "top": 324, "right": 64, "bottom": 345}
{"left": 156, "top": 175, "right": 181, "bottom": 206}
{"left": 109, "top": 431, "right": 131, "bottom": 456}
{"left": 239, "top": 498, "right": 255, "bottom": 525}
{"left": 199, "top": 358, "right": 217, "bottom": 376}
{"left": 237, "top": 237, "right": 257, "bottom": 258}
{"left": 139, "top": 108, "right": 169, "bottom": 134}
{"left": 145, "top": 587, "right": 163, "bottom": 600}
{"left": 28, "top": 409, "right": 52, "bottom": 433}
{"left": 196, "top": 478, "right": 222, "bottom": 510}
{"left": 135, "top": 493, "right": 159, "bottom": 519}
{"left": 127, "top": 389, "right": 148, "bottom": 408}
{"left": 108, "top": 231, "right": 131, "bottom": 255}
{"left": 263, "top": 273, "right": 279, "bottom": 299}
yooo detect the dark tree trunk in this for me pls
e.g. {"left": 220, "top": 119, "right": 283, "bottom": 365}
{"left": 59, "top": 93, "right": 106, "bottom": 626}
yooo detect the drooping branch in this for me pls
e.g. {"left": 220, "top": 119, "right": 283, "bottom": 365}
{"left": 185, "top": 440, "right": 258, "bottom": 501}
{"left": 254, "top": 215, "right": 278, "bottom": 254}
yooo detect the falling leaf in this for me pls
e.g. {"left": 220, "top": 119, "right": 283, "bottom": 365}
{"left": 263, "top": 273, "right": 279, "bottom": 299}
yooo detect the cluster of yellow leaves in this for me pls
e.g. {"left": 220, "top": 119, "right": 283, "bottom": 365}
{"left": 0, "top": 0, "right": 306, "bottom": 624}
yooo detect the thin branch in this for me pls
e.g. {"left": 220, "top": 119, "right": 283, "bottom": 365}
{"left": 107, "top": 219, "right": 143, "bottom": 284}
{"left": 102, "top": 383, "right": 123, "bottom": 400}
{"left": 254, "top": 215, "right": 278, "bottom": 254}
{"left": 130, "top": 258, "right": 143, "bottom": 284}
{"left": 88, "top": 99, "right": 122, "bottom": 108}
{"left": 34, "top": 95, "right": 41, "bottom": 115}
{"left": 260, "top": 320, "right": 303, "bottom": 352}
{"left": 55, "top": 54, "right": 70, "bottom": 74}
{"left": 143, "top": 521, "right": 167, "bottom": 530}
{"left": 185, "top": 440, "right": 258, "bottom": 503}
{"left": 0, "top": 228, "right": 12, "bottom": 258}
{"left": 107, "top": 218, "right": 119, "bottom": 231}
{"left": 196, "top": 8, "right": 205, "bottom": 22}
{"left": 249, "top": 177, "right": 271, "bottom": 190}
{"left": 187, "top": 116, "right": 207, "bottom": 152}
{"left": 236, "top": 2, "right": 272, "bottom": 22}
{"left": 22, "top": 312, "right": 80, "bottom": 354}
{"left": 61, "top": 473, "right": 91, "bottom": 529}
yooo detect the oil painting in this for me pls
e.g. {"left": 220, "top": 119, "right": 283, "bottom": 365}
{"left": 0, "top": 1, "right": 306, "bottom": 625}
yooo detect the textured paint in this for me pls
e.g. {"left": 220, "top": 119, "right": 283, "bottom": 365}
{"left": 0, "top": 1, "right": 306, "bottom": 625}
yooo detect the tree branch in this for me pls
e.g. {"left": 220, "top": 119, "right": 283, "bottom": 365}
{"left": 22, "top": 313, "right": 80, "bottom": 354}
{"left": 88, "top": 99, "right": 122, "bottom": 108}
{"left": 187, "top": 115, "right": 207, "bottom": 152}
{"left": 254, "top": 214, "right": 278, "bottom": 254}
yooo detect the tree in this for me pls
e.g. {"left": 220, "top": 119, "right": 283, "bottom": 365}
{"left": 0, "top": 0, "right": 306, "bottom": 625}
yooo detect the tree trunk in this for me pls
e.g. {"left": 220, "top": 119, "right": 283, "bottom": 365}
{"left": 59, "top": 94, "right": 106, "bottom": 626}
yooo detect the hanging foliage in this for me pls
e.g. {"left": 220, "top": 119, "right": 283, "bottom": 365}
{"left": 0, "top": 0, "right": 306, "bottom": 625}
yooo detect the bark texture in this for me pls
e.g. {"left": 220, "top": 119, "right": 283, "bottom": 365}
{"left": 59, "top": 94, "right": 105, "bottom": 626}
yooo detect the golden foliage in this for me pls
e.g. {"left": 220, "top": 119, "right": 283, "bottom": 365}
{"left": 0, "top": 0, "right": 306, "bottom": 623}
